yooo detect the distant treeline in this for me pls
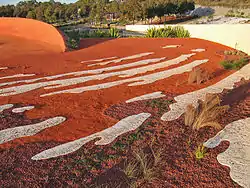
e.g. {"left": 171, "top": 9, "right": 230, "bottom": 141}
{"left": 194, "top": 0, "right": 250, "bottom": 8}
{"left": 0, "top": 0, "right": 195, "bottom": 25}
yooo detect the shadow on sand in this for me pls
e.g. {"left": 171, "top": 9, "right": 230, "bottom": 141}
{"left": 79, "top": 38, "right": 115, "bottom": 49}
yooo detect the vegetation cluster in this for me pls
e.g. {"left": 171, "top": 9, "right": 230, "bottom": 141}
{"left": 145, "top": 26, "right": 190, "bottom": 38}
{"left": 0, "top": 0, "right": 195, "bottom": 26}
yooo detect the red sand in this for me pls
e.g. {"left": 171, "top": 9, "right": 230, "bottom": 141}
{"left": 0, "top": 20, "right": 237, "bottom": 149}
{"left": 0, "top": 18, "right": 66, "bottom": 52}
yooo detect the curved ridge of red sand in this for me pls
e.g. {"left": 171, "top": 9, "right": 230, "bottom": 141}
{"left": 0, "top": 18, "right": 66, "bottom": 52}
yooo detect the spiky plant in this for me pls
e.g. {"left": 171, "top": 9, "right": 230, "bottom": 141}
{"left": 145, "top": 26, "right": 190, "bottom": 38}
{"left": 108, "top": 28, "right": 120, "bottom": 38}
{"left": 134, "top": 149, "right": 155, "bottom": 182}
{"left": 195, "top": 145, "right": 207, "bottom": 160}
{"left": 122, "top": 159, "right": 138, "bottom": 179}
{"left": 184, "top": 94, "right": 229, "bottom": 131}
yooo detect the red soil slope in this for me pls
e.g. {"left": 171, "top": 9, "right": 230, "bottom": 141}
{"left": 0, "top": 33, "right": 236, "bottom": 149}
{"left": 0, "top": 18, "right": 66, "bottom": 52}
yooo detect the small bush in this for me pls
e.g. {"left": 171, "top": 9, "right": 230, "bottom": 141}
{"left": 145, "top": 26, "right": 190, "bottom": 38}
{"left": 184, "top": 94, "right": 229, "bottom": 131}
{"left": 221, "top": 58, "right": 249, "bottom": 70}
{"left": 224, "top": 50, "right": 246, "bottom": 56}
{"left": 80, "top": 29, "right": 120, "bottom": 38}
{"left": 195, "top": 145, "right": 207, "bottom": 160}
{"left": 67, "top": 38, "right": 79, "bottom": 49}
{"left": 122, "top": 159, "right": 138, "bottom": 179}
{"left": 108, "top": 28, "right": 120, "bottom": 38}
{"left": 134, "top": 149, "right": 155, "bottom": 182}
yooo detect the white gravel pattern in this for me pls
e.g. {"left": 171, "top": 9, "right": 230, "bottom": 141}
{"left": 0, "top": 116, "right": 66, "bottom": 144}
{"left": 0, "top": 74, "right": 35, "bottom": 80}
{"left": 0, "top": 58, "right": 165, "bottom": 88}
{"left": 41, "top": 59, "right": 208, "bottom": 97}
{"left": 81, "top": 56, "right": 118, "bottom": 64}
{"left": 162, "top": 45, "right": 181, "bottom": 48}
{"left": 161, "top": 63, "right": 250, "bottom": 121}
{"left": 88, "top": 52, "right": 154, "bottom": 66}
{"left": 203, "top": 118, "right": 250, "bottom": 188}
{"left": 12, "top": 106, "right": 35, "bottom": 113}
{"left": 31, "top": 113, "right": 151, "bottom": 160}
{"left": 0, "top": 54, "right": 197, "bottom": 96}
{"left": 0, "top": 104, "right": 13, "bottom": 112}
{"left": 126, "top": 91, "right": 165, "bottom": 103}
{"left": 191, "top": 49, "right": 206, "bottom": 52}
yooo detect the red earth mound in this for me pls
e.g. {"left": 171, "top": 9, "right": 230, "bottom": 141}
{"left": 0, "top": 18, "right": 66, "bottom": 53}
{"left": 0, "top": 35, "right": 237, "bottom": 149}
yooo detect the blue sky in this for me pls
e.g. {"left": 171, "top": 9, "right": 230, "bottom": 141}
{"left": 0, "top": 0, "right": 77, "bottom": 5}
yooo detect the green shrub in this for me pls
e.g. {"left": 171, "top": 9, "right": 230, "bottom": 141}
{"left": 64, "top": 30, "right": 81, "bottom": 49}
{"left": 67, "top": 38, "right": 79, "bottom": 49}
{"left": 221, "top": 58, "right": 249, "bottom": 70}
{"left": 145, "top": 26, "right": 190, "bottom": 38}
{"left": 64, "top": 28, "right": 120, "bottom": 49}
{"left": 172, "top": 26, "right": 191, "bottom": 38}
{"left": 79, "top": 29, "right": 120, "bottom": 38}
{"left": 195, "top": 145, "right": 207, "bottom": 160}
{"left": 109, "top": 27, "right": 120, "bottom": 38}
{"left": 89, "top": 29, "right": 108, "bottom": 38}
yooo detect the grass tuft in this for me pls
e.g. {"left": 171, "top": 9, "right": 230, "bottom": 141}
{"left": 145, "top": 26, "right": 190, "bottom": 38}
{"left": 221, "top": 57, "right": 249, "bottom": 70}
{"left": 122, "top": 160, "right": 138, "bottom": 179}
{"left": 195, "top": 145, "right": 207, "bottom": 160}
{"left": 184, "top": 94, "right": 229, "bottom": 131}
{"left": 134, "top": 149, "right": 155, "bottom": 182}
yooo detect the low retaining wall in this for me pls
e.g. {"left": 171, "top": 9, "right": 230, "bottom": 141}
{"left": 0, "top": 18, "right": 66, "bottom": 52}
{"left": 126, "top": 24, "right": 250, "bottom": 55}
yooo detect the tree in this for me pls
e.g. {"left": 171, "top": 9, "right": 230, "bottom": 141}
{"left": 0, "top": 5, "right": 15, "bottom": 17}
{"left": 44, "top": 5, "right": 54, "bottom": 22}
{"left": 26, "top": 10, "right": 36, "bottom": 19}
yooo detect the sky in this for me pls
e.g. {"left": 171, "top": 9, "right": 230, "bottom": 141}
{"left": 0, "top": 0, "right": 77, "bottom": 5}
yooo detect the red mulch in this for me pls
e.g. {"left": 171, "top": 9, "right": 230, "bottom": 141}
{"left": 0, "top": 81, "right": 248, "bottom": 187}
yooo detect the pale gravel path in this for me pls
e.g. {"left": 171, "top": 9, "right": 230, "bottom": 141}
{"left": 88, "top": 52, "right": 154, "bottom": 67}
{"left": 0, "top": 74, "right": 35, "bottom": 80}
{"left": 161, "top": 63, "right": 250, "bottom": 121}
{"left": 12, "top": 106, "right": 35, "bottom": 113}
{"left": 41, "top": 59, "right": 208, "bottom": 97}
{"left": 203, "top": 118, "right": 250, "bottom": 188}
{"left": 0, "top": 104, "right": 13, "bottom": 112}
{"left": 0, "top": 57, "right": 166, "bottom": 88}
{"left": 0, "top": 54, "right": 197, "bottom": 96}
{"left": 0, "top": 116, "right": 66, "bottom": 144}
{"left": 191, "top": 49, "right": 206, "bottom": 52}
{"left": 31, "top": 113, "right": 151, "bottom": 160}
{"left": 162, "top": 45, "right": 181, "bottom": 49}
{"left": 126, "top": 91, "right": 165, "bottom": 103}
{"left": 81, "top": 56, "right": 118, "bottom": 64}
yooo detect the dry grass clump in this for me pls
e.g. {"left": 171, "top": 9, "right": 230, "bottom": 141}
{"left": 149, "top": 136, "right": 163, "bottom": 167}
{"left": 134, "top": 149, "right": 155, "bottom": 182}
{"left": 184, "top": 94, "right": 229, "bottom": 130}
{"left": 224, "top": 50, "right": 246, "bottom": 56}
{"left": 122, "top": 136, "right": 163, "bottom": 185}
{"left": 188, "top": 67, "right": 210, "bottom": 84}
{"left": 122, "top": 160, "right": 138, "bottom": 179}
